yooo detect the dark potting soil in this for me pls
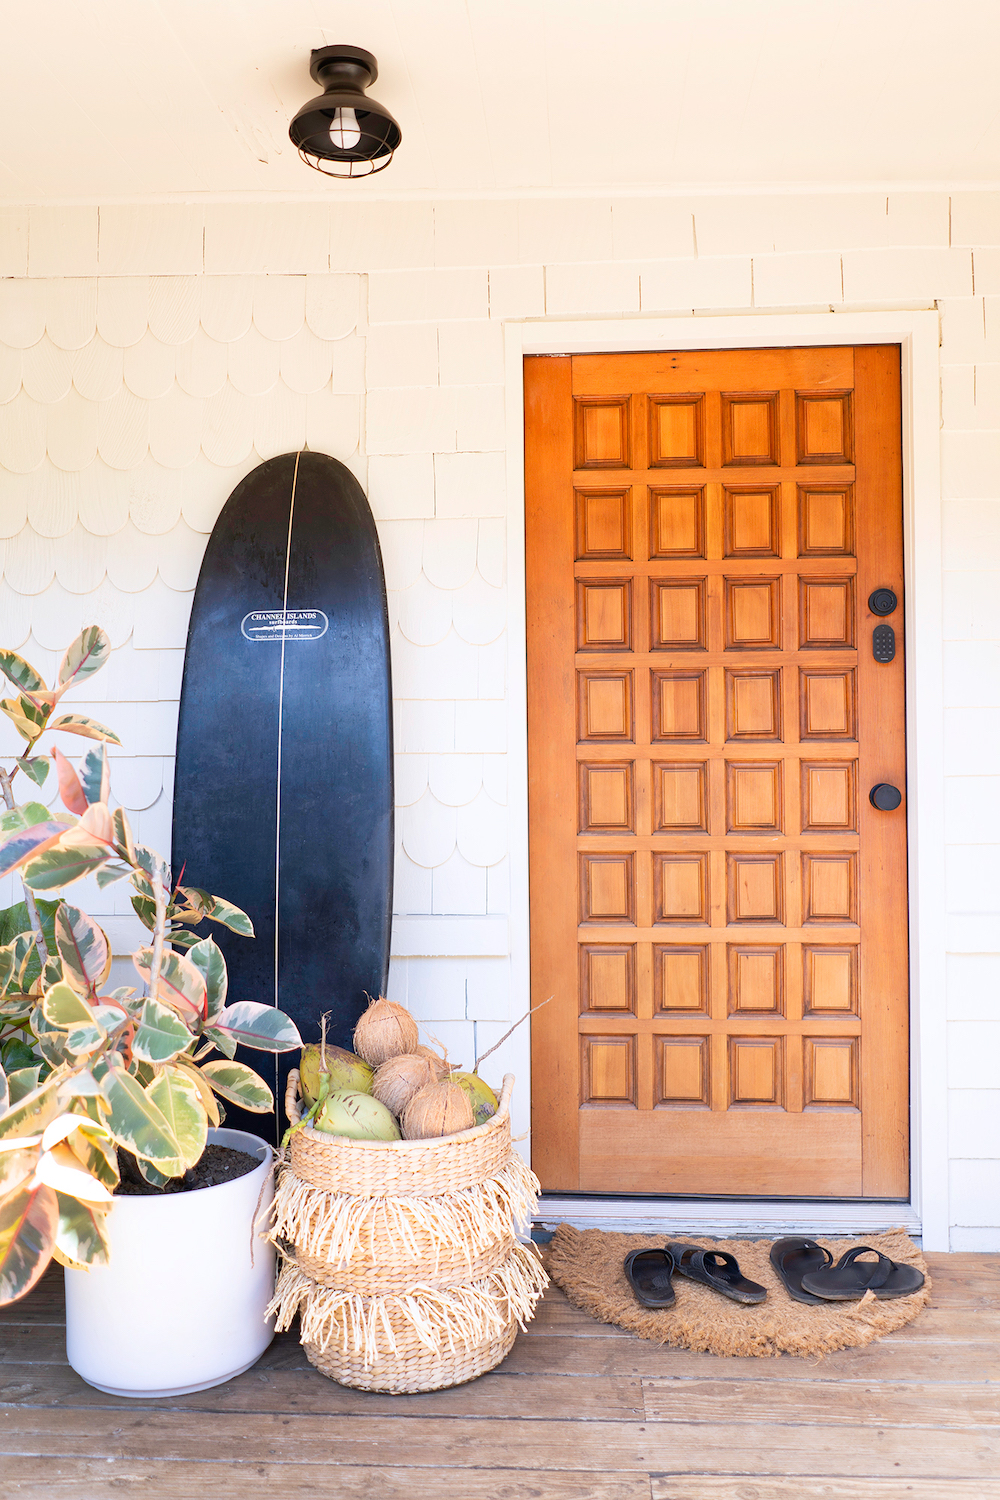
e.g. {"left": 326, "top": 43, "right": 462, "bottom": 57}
{"left": 115, "top": 1145, "right": 261, "bottom": 1196}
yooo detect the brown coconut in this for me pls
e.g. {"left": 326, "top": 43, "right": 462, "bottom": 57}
{"left": 401, "top": 1079, "right": 475, "bottom": 1140}
{"left": 353, "top": 996, "right": 419, "bottom": 1067}
{"left": 372, "top": 1049, "right": 448, "bottom": 1117}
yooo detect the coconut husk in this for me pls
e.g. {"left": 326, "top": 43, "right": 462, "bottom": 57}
{"left": 353, "top": 996, "right": 419, "bottom": 1067}
{"left": 402, "top": 1079, "right": 475, "bottom": 1140}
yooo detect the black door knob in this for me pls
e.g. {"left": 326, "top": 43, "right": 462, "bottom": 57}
{"left": 870, "top": 783, "right": 902, "bottom": 811}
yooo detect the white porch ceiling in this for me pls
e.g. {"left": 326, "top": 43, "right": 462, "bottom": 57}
{"left": 2, "top": 0, "right": 1000, "bottom": 202}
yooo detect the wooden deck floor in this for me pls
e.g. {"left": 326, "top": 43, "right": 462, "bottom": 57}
{"left": 1, "top": 1253, "right": 998, "bottom": 1498}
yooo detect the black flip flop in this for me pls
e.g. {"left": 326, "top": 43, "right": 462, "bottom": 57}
{"left": 623, "top": 1247, "right": 677, "bottom": 1308}
{"left": 769, "top": 1236, "right": 835, "bottom": 1306}
{"left": 667, "top": 1242, "right": 767, "bottom": 1304}
{"left": 800, "top": 1245, "right": 925, "bottom": 1302}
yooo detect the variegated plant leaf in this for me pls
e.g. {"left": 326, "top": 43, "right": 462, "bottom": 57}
{"left": 56, "top": 627, "right": 111, "bottom": 691}
{"left": 52, "top": 748, "right": 87, "bottom": 816}
{"left": 15, "top": 756, "right": 49, "bottom": 789}
{"left": 7, "top": 1067, "right": 42, "bottom": 1106}
{"left": 79, "top": 744, "right": 110, "bottom": 807}
{"left": 0, "top": 648, "right": 46, "bottom": 695}
{"left": 133, "top": 947, "right": 206, "bottom": 1022}
{"left": 0, "top": 698, "right": 43, "bottom": 743}
{"left": 41, "top": 982, "right": 97, "bottom": 1031}
{"left": 185, "top": 936, "right": 228, "bottom": 1023}
{"left": 46, "top": 714, "right": 121, "bottom": 746}
{"left": 112, "top": 806, "right": 135, "bottom": 863}
{"left": 132, "top": 998, "right": 195, "bottom": 1066}
{"left": 93, "top": 1061, "right": 183, "bottom": 1168}
{"left": 145, "top": 1068, "right": 207, "bottom": 1172}
{"left": 34, "top": 1143, "right": 113, "bottom": 1203}
{"left": 0, "top": 822, "right": 67, "bottom": 882}
{"left": 199, "top": 1061, "right": 272, "bottom": 1113}
{"left": 54, "top": 906, "right": 111, "bottom": 995}
{"left": 0, "top": 1181, "right": 59, "bottom": 1303}
{"left": 22, "top": 831, "right": 112, "bottom": 891}
{"left": 173, "top": 1060, "right": 222, "bottom": 1128}
{"left": 203, "top": 1025, "right": 237, "bottom": 1060}
{"left": 95, "top": 864, "right": 130, "bottom": 889}
{"left": 211, "top": 1001, "right": 301, "bottom": 1053}
{"left": 53, "top": 1191, "right": 111, "bottom": 1270}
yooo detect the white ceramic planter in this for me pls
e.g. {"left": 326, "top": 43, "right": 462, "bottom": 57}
{"left": 64, "top": 1128, "right": 276, "bottom": 1397}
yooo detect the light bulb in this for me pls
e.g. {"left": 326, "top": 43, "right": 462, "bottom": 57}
{"left": 329, "top": 107, "right": 361, "bottom": 151}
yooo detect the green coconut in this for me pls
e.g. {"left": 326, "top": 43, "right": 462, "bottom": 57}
{"left": 314, "top": 1089, "right": 401, "bottom": 1142}
{"left": 450, "top": 1071, "right": 499, "bottom": 1127}
{"left": 299, "top": 1045, "right": 373, "bottom": 1107}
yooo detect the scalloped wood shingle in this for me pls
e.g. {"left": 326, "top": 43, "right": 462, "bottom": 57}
{"left": 25, "top": 471, "right": 77, "bottom": 538}
{"left": 228, "top": 325, "right": 280, "bottom": 396}
{"left": 253, "top": 275, "right": 306, "bottom": 342}
{"left": 148, "top": 276, "right": 200, "bottom": 346}
{"left": 394, "top": 753, "right": 429, "bottom": 807}
{"left": 70, "top": 336, "right": 123, "bottom": 402}
{"left": 5, "top": 532, "right": 56, "bottom": 596}
{"left": 397, "top": 573, "right": 453, "bottom": 646}
{"left": 456, "top": 788, "right": 507, "bottom": 867}
{"left": 54, "top": 523, "right": 107, "bottom": 594}
{"left": 105, "top": 522, "right": 159, "bottom": 593}
{"left": 0, "top": 579, "right": 30, "bottom": 648}
{"left": 452, "top": 573, "right": 506, "bottom": 644}
{"left": 253, "top": 380, "right": 307, "bottom": 459}
{"left": 75, "top": 459, "right": 131, "bottom": 537}
{"left": 422, "top": 519, "right": 479, "bottom": 590}
{"left": 131, "top": 576, "right": 192, "bottom": 650}
{"left": 0, "top": 392, "right": 46, "bottom": 472}
{"left": 96, "top": 278, "right": 149, "bottom": 348}
{"left": 44, "top": 279, "right": 99, "bottom": 350}
{"left": 123, "top": 331, "right": 176, "bottom": 400}
{"left": 180, "top": 454, "right": 253, "bottom": 533}
{"left": 175, "top": 328, "right": 228, "bottom": 399}
{"left": 126, "top": 458, "right": 183, "bottom": 536}
{"left": 200, "top": 277, "right": 254, "bottom": 343}
{"left": 401, "top": 791, "right": 458, "bottom": 868}
{"left": 156, "top": 519, "right": 208, "bottom": 592}
{"left": 392, "top": 629, "right": 479, "bottom": 700}
{"left": 376, "top": 520, "right": 424, "bottom": 592}
{"left": 280, "top": 325, "right": 333, "bottom": 394}
{"left": 106, "top": 755, "right": 164, "bottom": 811}
{"left": 46, "top": 389, "right": 99, "bottom": 472}
{"left": 202, "top": 382, "right": 253, "bottom": 466}
{"left": 21, "top": 337, "right": 73, "bottom": 404}
{"left": 148, "top": 385, "right": 205, "bottom": 468}
{"left": 98, "top": 386, "right": 149, "bottom": 469}
{"left": 0, "top": 280, "right": 45, "bottom": 348}
{"left": 428, "top": 754, "right": 484, "bottom": 809}
{"left": 0, "top": 476, "right": 27, "bottom": 536}
{"left": 0, "top": 343, "right": 21, "bottom": 403}
{"left": 305, "top": 274, "right": 360, "bottom": 340}
{"left": 304, "top": 388, "right": 360, "bottom": 457}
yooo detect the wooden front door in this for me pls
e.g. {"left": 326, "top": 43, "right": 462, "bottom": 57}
{"left": 525, "top": 346, "right": 908, "bottom": 1198}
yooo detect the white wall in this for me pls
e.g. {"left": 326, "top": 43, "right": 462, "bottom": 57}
{"left": 1, "top": 192, "right": 998, "bottom": 1246}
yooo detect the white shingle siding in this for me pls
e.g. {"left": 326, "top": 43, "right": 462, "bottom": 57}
{"left": 3, "top": 192, "right": 1000, "bottom": 1242}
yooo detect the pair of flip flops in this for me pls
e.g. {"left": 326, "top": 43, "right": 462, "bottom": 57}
{"left": 624, "top": 1242, "right": 767, "bottom": 1308}
{"left": 770, "top": 1237, "right": 925, "bottom": 1304}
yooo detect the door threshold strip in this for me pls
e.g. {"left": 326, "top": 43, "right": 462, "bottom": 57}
{"left": 534, "top": 1195, "right": 921, "bottom": 1242}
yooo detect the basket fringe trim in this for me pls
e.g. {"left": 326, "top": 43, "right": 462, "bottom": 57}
{"left": 268, "top": 1243, "right": 549, "bottom": 1368}
{"left": 269, "top": 1151, "right": 540, "bottom": 1275}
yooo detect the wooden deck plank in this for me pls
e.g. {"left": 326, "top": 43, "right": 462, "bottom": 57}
{"left": 651, "top": 1482, "right": 1000, "bottom": 1500}
{"left": 2, "top": 1410, "right": 999, "bottom": 1478}
{"left": 0, "top": 1459, "right": 654, "bottom": 1500}
{"left": 642, "top": 1376, "right": 999, "bottom": 1428}
{"left": 502, "top": 1334, "right": 1000, "bottom": 1381}
{"left": 0, "top": 1362, "right": 643, "bottom": 1419}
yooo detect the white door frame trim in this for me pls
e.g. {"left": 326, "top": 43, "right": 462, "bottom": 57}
{"left": 503, "top": 309, "right": 946, "bottom": 1250}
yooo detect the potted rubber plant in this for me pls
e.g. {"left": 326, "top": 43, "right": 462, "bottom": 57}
{"left": 0, "top": 627, "right": 301, "bottom": 1396}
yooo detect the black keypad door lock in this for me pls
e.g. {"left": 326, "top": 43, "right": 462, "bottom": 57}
{"left": 870, "top": 783, "right": 903, "bottom": 811}
{"left": 872, "top": 623, "right": 895, "bottom": 663}
{"left": 869, "top": 588, "right": 898, "bottom": 616}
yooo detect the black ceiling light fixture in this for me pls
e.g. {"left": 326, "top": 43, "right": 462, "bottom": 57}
{"left": 289, "top": 46, "right": 401, "bottom": 177}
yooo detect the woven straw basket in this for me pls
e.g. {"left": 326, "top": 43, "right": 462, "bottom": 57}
{"left": 267, "top": 1070, "right": 548, "bottom": 1393}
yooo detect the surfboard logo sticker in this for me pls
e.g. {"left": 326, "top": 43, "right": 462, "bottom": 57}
{"left": 241, "top": 609, "right": 329, "bottom": 643}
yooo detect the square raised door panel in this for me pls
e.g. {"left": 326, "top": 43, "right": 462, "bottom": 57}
{"left": 802, "top": 853, "right": 857, "bottom": 923}
{"left": 651, "top": 671, "right": 707, "bottom": 741}
{"left": 727, "top": 853, "right": 784, "bottom": 924}
{"left": 648, "top": 394, "right": 705, "bottom": 467}
{"left": 654, "top": 946, "right": 709, "bottom": 1014}
{"left": 798, "top": 484, "right": 855, "bottom": 556}
{"left": 575, "top": 488, "right": 632, "bottom": 559}
{"left": 580, "top": 944, "right": 636, "bottom": 1014}
{"left": 801, "top": 761, "right": 857, "bottom": 832}
{"left": 580, "top": 761, "right": 635, "bottom": 833}
{"left": 580, "top": 852, "right": 635, "bottom": 923}
{"left": 574, "top": 397, "right": 631, "bottom": 469}
{"left": 729, "top": 1036, "right": 785, "bottom": 1108}
{"left": 722, "top": 392, "right": 779, "bottom": 466}
{"left": 649, "top": 487, "right": 705, "bottom": 558}
{"left": 804, "top": 1037, "right": 859, "bottom": 1109}
{"left": 728, "top": 945, "right": 784, "bottom": 1016}
{"left": 726, "top": 761, "right": 783, "bottom": 833}
{"left": 654, "top": 852, "right": 709, "bottom": 923}
{"left": 577, "top": 579, "right": 632, "bottom": 651}
{"left": 657, "top": 1037, "right": 711, "bottom": 1108}
{"left": 724, "top": 486, "right": 780, "bottom": 557}
{"left": 578, "top": 671, "right": 634, "bottom": 741}
{"left": 795, "top": 391, "right": 853, "bottom": 465}
{"left": 803, "top": 945, "right": 858, "bottom": 1015}
{"left": 650, "top": 578, "right": 707, "bottom": 650}
{"left": 653, "top": 762, "right": 708, "bottom": 832}
{"left": 726, "top": 578, "right": 781, "bottom": 650}
{"left": 726, "top": 670, "right": 782, "bottom": 741}
{"left": 581, "top": 1035, "right": 636, "bottom": 1105}
{"left": 799, "top": 577, "right": 855, "bottom": 649}
{"left": 799, "top": 669, "right": 857, "bottom": 740}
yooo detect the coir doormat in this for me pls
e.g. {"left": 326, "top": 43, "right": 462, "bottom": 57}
{"left": 546, "top": 1224, "right": 930, "bottom": 1358}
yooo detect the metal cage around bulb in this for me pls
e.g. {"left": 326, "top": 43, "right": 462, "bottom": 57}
{"left": 289, "top": 45, "right": 401, "bottom": 178}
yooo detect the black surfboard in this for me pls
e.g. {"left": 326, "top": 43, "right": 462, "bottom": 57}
{"left": 172, "top": 451, "right": 393, "bottom": 1141}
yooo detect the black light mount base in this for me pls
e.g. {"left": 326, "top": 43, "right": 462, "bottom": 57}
{"left": 289, "top": 43, "right": 401, "bottom": 178}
